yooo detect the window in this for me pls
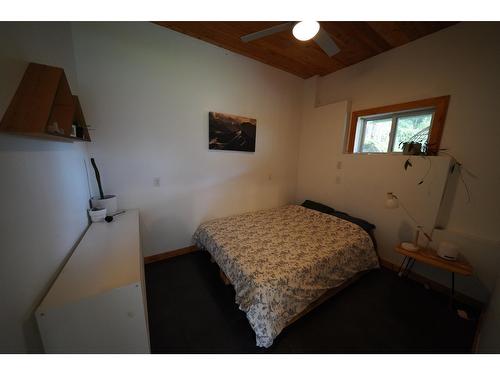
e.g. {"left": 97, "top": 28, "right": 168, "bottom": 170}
{"left": 346, "top": 96, "right": 450, "bottom": 155}
{"left": 355, "top": 110, "right": 434, "bottom": 153}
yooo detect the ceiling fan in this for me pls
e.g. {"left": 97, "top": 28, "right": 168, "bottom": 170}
{"left": 240, "top": 21, "right": 340, "bottom": 57}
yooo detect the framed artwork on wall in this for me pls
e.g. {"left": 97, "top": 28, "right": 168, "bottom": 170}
{"left": 209, "top": 111, "right": 256, "bottom": 152}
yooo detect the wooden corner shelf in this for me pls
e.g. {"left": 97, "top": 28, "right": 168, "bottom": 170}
{"left": 0, "top": 62, "right": 91, "bottom": 142}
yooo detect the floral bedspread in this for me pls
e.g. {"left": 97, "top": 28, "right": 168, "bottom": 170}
{"left": 193, "top": 205, "right": 379, "bottom": 347}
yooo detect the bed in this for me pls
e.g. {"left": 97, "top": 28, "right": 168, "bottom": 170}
{"left": 193, "top": 204, "right": 379, "bottom": 347}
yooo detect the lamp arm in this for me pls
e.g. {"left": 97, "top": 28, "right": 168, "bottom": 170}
{"left": 421, "top": 230, "right": 433, "bottom": 241}
{"left": 393, "top": 194, "right": 433, "bottom": 241}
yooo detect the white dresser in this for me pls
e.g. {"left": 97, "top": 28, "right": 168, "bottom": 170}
{"left": 36, "top": 209, "right": 150, "bottom": 353}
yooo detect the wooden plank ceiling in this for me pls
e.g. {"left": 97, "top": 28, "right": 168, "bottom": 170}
{"left": 155, "top": 22, "right": 457, "bottom": 78}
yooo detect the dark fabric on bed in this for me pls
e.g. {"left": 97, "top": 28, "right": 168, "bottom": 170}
{"left": 301, "top": 200, "right": 376, "bottom": 233}
{"left": 301, "top": 200, "right": 336, "bottom": 215}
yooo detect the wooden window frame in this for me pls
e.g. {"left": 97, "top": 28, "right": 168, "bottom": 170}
{"left": 346, "top": 95, "right": 450, "bottom": 155}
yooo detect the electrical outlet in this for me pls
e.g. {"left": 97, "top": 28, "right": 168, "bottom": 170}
{"left": 335, "top": 176, "right": 341, "bottom": 184}
{"left": 153, "top": 177, "right": 161, "bottom": 187}
{"left": 336, "top": 161, "right": 342, "bottom": 170}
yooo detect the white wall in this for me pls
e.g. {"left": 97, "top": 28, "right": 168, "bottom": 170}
{"left": 296, "top": 78, "right": 451, "bottom": 268}
{"left": 316, "top": 22, "right": 500, "bottom": 244}
{"left": 0, "top": 23, "right": 91, "bottom": 353}
{"left": 297, "top": 22, "right": 500, "bottom": 302}
{"left": 71, "top": 22, "right": 303, "bottom": 256}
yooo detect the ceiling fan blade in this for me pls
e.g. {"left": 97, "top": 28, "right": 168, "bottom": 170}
{"left": 240, "top": 22, "right": 293, "bottom": 43}
{"left": 313, "top": 28, "right": 340, "bottom": 57}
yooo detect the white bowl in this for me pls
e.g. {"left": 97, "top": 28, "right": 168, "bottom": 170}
{"left": 89, "top": 208, "right": 107, "bottom": 222}
{"left": 91, "top": 195, "right": 117, "bottom": 215}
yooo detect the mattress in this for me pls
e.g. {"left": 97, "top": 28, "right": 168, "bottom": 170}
{"left": 193, "top": 205, "right": 379, "bottom": 347}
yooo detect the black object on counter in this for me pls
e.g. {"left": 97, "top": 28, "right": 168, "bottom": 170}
{"left": 105, "top": 210, "right": 126, "bottom": 223}
{"left": 90, "top": 158, "right": 105, "bottom": 200}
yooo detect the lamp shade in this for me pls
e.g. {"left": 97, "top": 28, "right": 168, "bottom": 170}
{"left": 385, "top": 192, "right": 399, "bottom": 209}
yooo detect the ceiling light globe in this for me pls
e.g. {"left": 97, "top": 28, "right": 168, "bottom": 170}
{"left": 292, "top": 21, "right": 320, "bottom": 41}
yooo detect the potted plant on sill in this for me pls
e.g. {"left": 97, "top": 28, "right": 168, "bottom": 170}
{"left": 400, "top": 141, "right": 422, "bottom": 155}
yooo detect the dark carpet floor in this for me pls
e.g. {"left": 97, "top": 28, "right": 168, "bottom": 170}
{"left": 145, "top": 251, "right": 479, "bottom": 353}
